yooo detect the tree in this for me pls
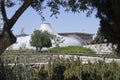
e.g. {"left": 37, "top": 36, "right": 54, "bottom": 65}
{"left": 0, "top": 0, "right": 34, "bottom": 55}
{"left": 90, "top": 0, "right": 120, "bottom": 54}
{"left": 30, "top": 30, "right": 52, "bottom": 52}
{"left": 91, "top": 27, "right": 106, "bottom": 44}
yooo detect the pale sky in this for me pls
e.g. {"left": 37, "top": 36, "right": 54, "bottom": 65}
{"left": 6, "top": 4, "right": 100, "bottom": 35}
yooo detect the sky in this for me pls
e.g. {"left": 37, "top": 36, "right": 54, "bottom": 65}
{"left": 5, "top": 3, "right": 100, "bottom": 35}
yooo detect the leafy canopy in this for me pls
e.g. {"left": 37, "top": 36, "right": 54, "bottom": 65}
{"left": 30, "top": 30, "right": 52, "bottom": 51}
{"left": 91, "top": 0, "right": 120, "bottom": 53}
{"left": 1, "top": 0, "right": 93, "bottom": 20}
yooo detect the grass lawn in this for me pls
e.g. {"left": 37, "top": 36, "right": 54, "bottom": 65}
{"left": 5, "top": 46, "right": 95, "bottom": 54}
{"left": 5, "top": 46, "right": 120, "bottom": 58}
{"left": 48, "top": 46, "right": 95, "bottom": 54}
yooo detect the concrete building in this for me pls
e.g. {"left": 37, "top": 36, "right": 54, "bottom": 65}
{"left": 59, "top": 32, "right": 94, "bottom": 44}
{"left": 9, "top": 23, "right": 94, "bottom": 50}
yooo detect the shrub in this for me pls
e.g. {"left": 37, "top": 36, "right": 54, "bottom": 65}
{"left": 1, "top": 57, "right": 120, "bottom": 80}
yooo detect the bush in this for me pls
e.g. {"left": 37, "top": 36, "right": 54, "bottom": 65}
{"left": 1, "top": 57, "right": 120, "bottom": 80}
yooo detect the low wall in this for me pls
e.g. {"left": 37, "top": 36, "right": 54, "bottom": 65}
{"left": 83, "top": 44, "right": 112, "bottom": 54}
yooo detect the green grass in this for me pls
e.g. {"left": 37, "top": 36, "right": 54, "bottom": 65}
{"left": 48, "top": 46, "right": 95, "bottom": 54}
{"left": 5, "top": 46, "right": 95, "bottom": 54}
{"left": 5, "top": 46, "right": 120, "bottom": 59}
{"left": 5, "top": 49, "right": 35, "bottom": 54}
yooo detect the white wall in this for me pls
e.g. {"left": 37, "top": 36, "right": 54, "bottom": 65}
{"left": 83, "top": 43, "right": 113, "bottom": 54}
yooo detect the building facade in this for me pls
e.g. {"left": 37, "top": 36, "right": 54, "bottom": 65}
{"left": 59, "top": 32, "right": 94, "bottom": 44}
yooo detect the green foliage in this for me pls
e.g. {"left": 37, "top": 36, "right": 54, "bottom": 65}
{"left": 0, "top": 63, "right": 38, "bottom": 80}
{"left": 49, "top": 46, "right": 95, "bottom": 53}
{"left": 5, "top": 46, "right": 95, "bottom": 54}
{"left": 38, "top": 66, "right": 49, "bottom": 80}
{"left": 91, "top": 27, "right": 106, "bottom": 44}
{"left": 1, "top": 57, "right": 120, "bottom": 80}
{"left": 90, "top": 0, "right": 120, "bottom": 53}
{"left": 47, "top": 58, "right": 120, "bottom": 80}
{"left": 30, "top": 30, "right": 52, "bottom": 52}
{"left": 45, "top": 57, "right": 67, "bottom": 80}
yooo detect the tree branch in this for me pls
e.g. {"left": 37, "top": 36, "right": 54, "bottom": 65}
{"left": 0, "top": 0, "right": 8, "bottom": 24}
{"left": 7, "top": 0, "right": 34, "bottom": 30}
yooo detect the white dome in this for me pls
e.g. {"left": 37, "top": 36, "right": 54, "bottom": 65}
{"left": 39, "top": 23, "right": 57, "bottom": 35}
{"left": 10, "top": 23, "right": 85, "bottom": 50}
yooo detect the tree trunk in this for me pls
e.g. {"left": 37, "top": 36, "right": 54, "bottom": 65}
{"left": 116, "top": 44, "right": 120, "bottom": 56}
{"left": 39, "top": 47, "right": 42, "bottom": 52}
{"left": 36, "top": 47, "right": 39, "bottom": 52}
{"left": 0, "top": 0, "right": 36, "bottom": 56}
{"left": 0, "top": 29, "right": 16, "bottom": 55}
